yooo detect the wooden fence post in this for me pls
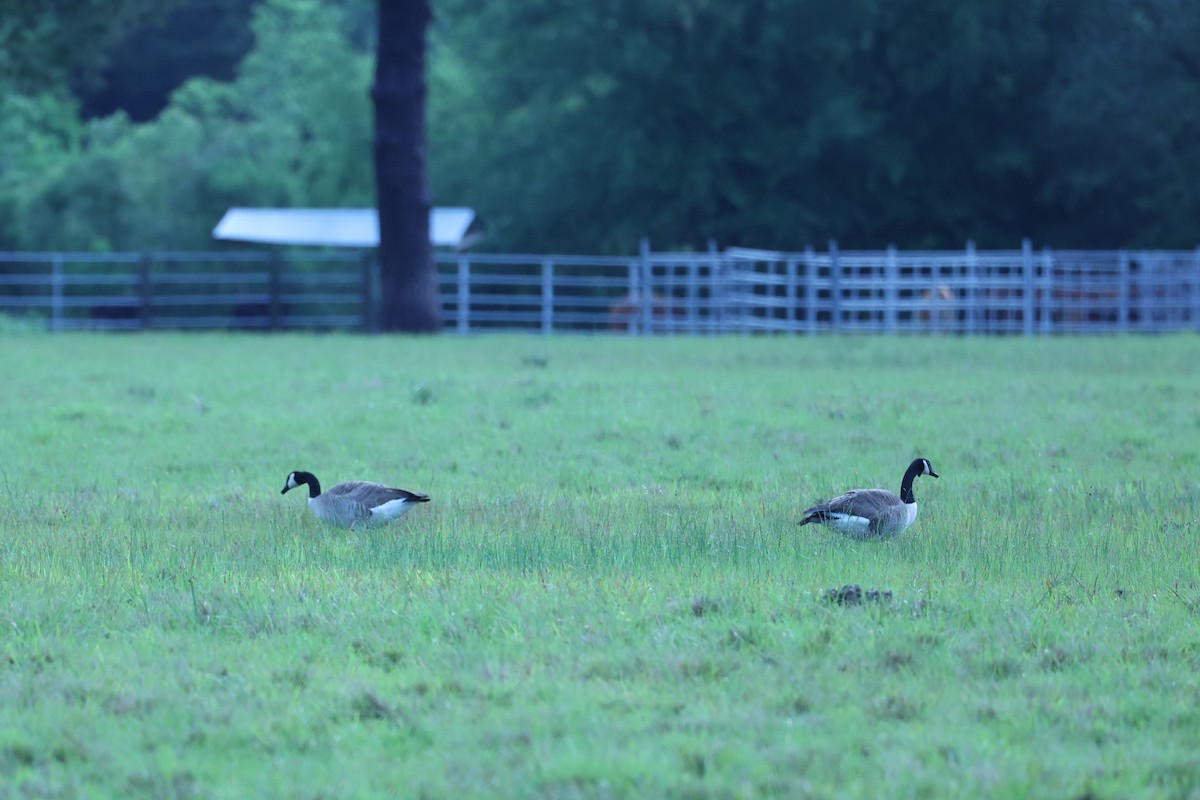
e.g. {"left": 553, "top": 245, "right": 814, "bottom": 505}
{"left": 829, "top": 239, "right": 841, "bottom": 333}
{"left": 1142, "top": 255, "right": 1152, "bottom": 333}
{"left": 138, "top": 253, "right": 153, "bottom": 331}
{"left": 50, "top": 255, "right": 63, "bottom": 332}
{"left": 541, "top": 258, "right": 554, "bottom": 333}
{"left": 1040, "top": 247, "right": 1053, "bottom": 335}
{"left": 785, "top": 256, "right": 798, "bottom": 334}
{"left": 1136, "top": 253, "right": 1151, "bottom": 332}
{"left": 1021, "top": 239, "right": 1034, "bottom": 336}
{"left": 360, "top": 252, "right": 375, "bottom": 333}
{"left": 686, "top": 257, "right": 700, "bottom": 334}
{"left": 1193, "top": 248, "right": 1200, "bottom": 331}
{"left": 965, "top": 240, "right": 977, "bottom": 335}
{"left": 662, "top": 259, "right": 676, "bottom": 334}
{"left": 268, "top": 251, "right": 283, "bottom": 331}
{"left": 639, "top": 238, "right": 652, "bottom": 334}
{"left": 627, "top": 260, "right": 640, "bottom": 335}
{"left": 1117, "top": 250, "right": 1130, "bottom": 332}
{"left": 804, "top": 245, "right": 816, "bottom": 335}
{"left": 885, "top": 244, "right": 897, "bottom": 335}
{"left": 456, "top": 256, "right": 470, "bottom": 334}
{"left": 707, "top": 239, "right": 721, "bottom": 333}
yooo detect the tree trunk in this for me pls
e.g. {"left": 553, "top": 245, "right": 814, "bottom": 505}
{"left": 372, "top": 0, "right": 440, "bottom": 332}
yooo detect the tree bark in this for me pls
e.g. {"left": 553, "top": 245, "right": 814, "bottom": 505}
{"left": 372, "top": 0, "right": 440, "bottom": 332}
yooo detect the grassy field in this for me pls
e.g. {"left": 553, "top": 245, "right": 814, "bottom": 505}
{"left": 1, "top": 331, "right": 1198, "bottom": 799}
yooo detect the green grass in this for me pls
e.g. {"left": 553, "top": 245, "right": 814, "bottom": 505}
{"left": 1, "top": 332, "right": 1199, "bottom": 799}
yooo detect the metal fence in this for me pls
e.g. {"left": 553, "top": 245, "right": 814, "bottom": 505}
{"left": 2, "top": 242, "right": 1198, "bottom": 334}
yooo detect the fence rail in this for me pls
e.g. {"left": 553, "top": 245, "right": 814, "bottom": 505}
{"left": 2, "top": 242, "right": 1198, "bottom": 334}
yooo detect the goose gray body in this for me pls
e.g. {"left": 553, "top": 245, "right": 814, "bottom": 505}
{"left": 282, "top": 471, "right": 429, "bottom": 529}
{"left": 799, "top": 458, "right": 938, "bottom": 539}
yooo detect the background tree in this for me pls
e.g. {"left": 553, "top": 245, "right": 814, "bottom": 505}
{"left": 2, "top": 0, "right": 1200, "bottom": 255}
{"left": 1, "top": 0, "right": 374, "bottom": 251}
{"left": 429, "top": 0, "right": 1060, "bottom": 251}
{"left": 0, "top": 0, "right": 179, "bottom": 248}
{"left": 1041, "top": 0, "right": 1200, "bottom": 247}
{"left": 75, "top": 0, "right": 256, "bottom": 122}
{"left": 372, "top": 0, "right": 440, "bottom": 332}
{"left": 429, "top": 0, "right": 1200, "bottom": 252}
{"left": 0, "top": 0, "right": 183, "bottom": 94}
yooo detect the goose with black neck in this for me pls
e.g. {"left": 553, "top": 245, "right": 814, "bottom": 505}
{"left": 799, "top": 457, "right": 938, "bottom": 539}
{"left": 281, "top": 470, "right": 430, "bottom": 529}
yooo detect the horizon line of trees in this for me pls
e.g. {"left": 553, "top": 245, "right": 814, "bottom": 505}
{"left": 2, "top": 0, "right": 1199, "bottom": 257}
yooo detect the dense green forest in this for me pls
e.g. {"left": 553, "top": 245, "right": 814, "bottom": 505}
{"left": 2, "top": 0, "right": 1198, "bottom": 254}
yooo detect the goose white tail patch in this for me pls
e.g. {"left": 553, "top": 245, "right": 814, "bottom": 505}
{"left": 370, "top": 498, "right": 417, "bottom": 521}
{"left": 826, "top": 513, "right": 873, "bottom": 537}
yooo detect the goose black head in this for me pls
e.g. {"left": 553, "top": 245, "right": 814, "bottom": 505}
{"left": 918, "top": 458, "right": 938, "bottom": 478}
{"left": 281, "top": 470, "right": 315, "bottom": 495}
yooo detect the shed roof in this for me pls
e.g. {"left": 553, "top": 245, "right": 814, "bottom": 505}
{"left": 212, "top": 207, "right": 481, "bottom": 249}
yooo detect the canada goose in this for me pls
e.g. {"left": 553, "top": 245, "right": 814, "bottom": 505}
{"left": 799, "top": 457, "right": 938, "bottom": 539}
{"left": 281, "top": 470, "right": 429, "bottom": 529}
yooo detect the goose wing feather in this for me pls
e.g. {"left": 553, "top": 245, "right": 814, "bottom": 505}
{"left": 325, "top": 481, "right": 428, "bottom": 511}
{"left": 803, "top": 488, "right": 901, "bottom": 520}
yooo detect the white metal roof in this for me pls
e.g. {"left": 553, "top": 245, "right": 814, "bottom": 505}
{"left": 212, "top": 207, "right": 480, "bottom": 249}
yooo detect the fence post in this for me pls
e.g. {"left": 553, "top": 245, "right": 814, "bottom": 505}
{"left": 1115, "top": 250, "right": 1131, "bottom": 333}
{"left": 1040, "top": 247, "right": 1053, "bottom": 335}
{"left": 456, "top": 256, "right": 470, "bottom": 333}
{"left": 662, "top": 259, "right": 677, "bottom": 334}
{"left": 804, "top": 245, "right": 816, "bottom": 335}
{"left": 268, "top": 251, "right": 283, "bottom": 331}
{"left": 1136, "top": 253, "right": 1151, "bottom": 332}
{"left": 360, "top": 252, "right": 375, "bottom": 333}
{"left": 627, "top": 260, "right": 640, "bottom": 334}
{"left": 50, "top": 255, "right": 63, "bottom": 332}
{"left": 707, "top": 239, "right": 721, "bottom": 333}
{"left": 785, "top": 256, "right": 798, "bottom": 334}
{"left": 639, "top": 238, "right": 653, "bottom": 334}
{"left": 829, "top": 239, "right": 841, "bottom": 333}
{"left": 541, "top": 258, "right": 554, "bottom": 333}
{"left": 885, "top": 244, "right": 897, "bottom": 335}
{"left": 965, "top": 240, "right": 977, "bottom": 335}
{"left": 686, "top": 257, "right": 699, "bottom": 334}
{"left": 1021, "top": 239, "right": 1034, "bottom": 336}
{"left": 138, "top": 253, "right": 153, "bottom": 331}
{"left": 1193, "top": 248, "right": 1200, "bottom": 332}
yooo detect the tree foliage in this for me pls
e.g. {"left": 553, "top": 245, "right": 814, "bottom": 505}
{"left": 75, "top": 0, "right": 257, "bottom": 122}
{"left": 1, "top": 0, "right": 373, "bottom": 250}
{"left": 428, "top": 0, "right": 1200, "bottom": 251}
{"left": 0, "top": 0, "right": 183, "bottom": 94}
{"left": 1, "top": 0, "right": 1199, "bottom": 253}
{"left": 1041, "top": 0, "right": 1200, "bottom": 247}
